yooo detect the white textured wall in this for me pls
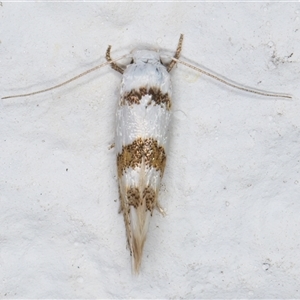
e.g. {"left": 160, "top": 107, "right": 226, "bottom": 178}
{"left": 1, "top": 2, "right": 299, "bottom": 298}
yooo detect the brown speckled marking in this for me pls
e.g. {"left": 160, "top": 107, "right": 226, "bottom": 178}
{"left": 125, "top": 186, "right": 157, "bottom": 213}
{"left": 143, "top": 186, "right": 156, "bottom": 214}
{"left": 117, "top": 137, "right": 166, "bottom": 178}
{"left": 122, "top": 87, "right": 171, "bottom": 110}
{"left": 127, "top": 187, "right": 141, "bottom": 209}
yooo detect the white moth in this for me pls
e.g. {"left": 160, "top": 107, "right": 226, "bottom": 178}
{"left": 107, "top": 39, "right": 182, "bottom": 273}
{"left": 2, "top": 34, "right": 292, "bottom": 274}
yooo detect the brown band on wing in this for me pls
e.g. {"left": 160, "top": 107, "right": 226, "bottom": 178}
{"left": 117, "top": 137, "right": 166, "bottom": 178}
{"left": 121, "top": 87, "right": 171, "bottom": 110}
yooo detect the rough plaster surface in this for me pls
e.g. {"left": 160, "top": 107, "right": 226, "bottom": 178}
{"left": 1, "top": 2, "right": 300, "bottom": 298}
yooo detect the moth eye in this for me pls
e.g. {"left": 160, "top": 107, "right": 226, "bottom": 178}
{"left": 130, "top": 59, "right": 134, "bottom": 64}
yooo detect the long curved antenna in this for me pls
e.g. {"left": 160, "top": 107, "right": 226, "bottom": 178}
{"left": 170, "top": 57, "right": 292, "bottom": 99}
{"left": 2, "top": 54, "right": 128, "bottom": 100}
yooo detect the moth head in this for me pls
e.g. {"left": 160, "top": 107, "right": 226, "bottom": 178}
{"left": 131, "top": 50, "right": 161, "bottom": 64}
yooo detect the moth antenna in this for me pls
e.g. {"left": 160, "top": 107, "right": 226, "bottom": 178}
{"left": 2, "top": 54, "right": 128, "bottom": 100}
{"left": 167, "top": 33, "right": 184, "bottom": 72}
{"left": 170, "top": 57, "right": 292, "bottom": 100}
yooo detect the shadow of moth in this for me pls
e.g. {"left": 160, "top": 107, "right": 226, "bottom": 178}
{"left": 2, "top": 34, "right": 292, "bottom": 274}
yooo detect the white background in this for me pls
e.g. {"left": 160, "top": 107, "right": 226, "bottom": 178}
{"left": 1, "top": 2, "right": 300, "bottom": 298}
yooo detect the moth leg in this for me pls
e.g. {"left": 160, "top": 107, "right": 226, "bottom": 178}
{"left": 156, "top": 201, "right": 166, "bottom": 217}
{"left": 106, "top": 45, "right": 124, "bottom": 74}
{"left": 167, "top": 34, "right": 184, "bottom": 72}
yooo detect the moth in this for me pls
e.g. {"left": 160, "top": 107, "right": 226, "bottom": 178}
{"left": 2, "top": 34, "right": 292, "bottom": 273}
